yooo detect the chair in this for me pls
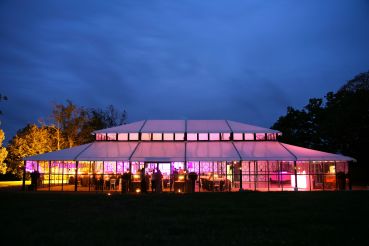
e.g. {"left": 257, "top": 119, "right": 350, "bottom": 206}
{"left": 110, "top": 179, "right": 116, "bottom": 190}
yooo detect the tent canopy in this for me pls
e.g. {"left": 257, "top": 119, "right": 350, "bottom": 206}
{"left": 234, "top": 142, "right": 294, "bottom": 161}
{"left": 186, "top": 142, "right": 240, "bottom": 161}
{"left": 130, "top": 142, "right": 185, "bottom": 162}
{"left": 24, "top": 142, "right": 355, "bottom": 162}
{"left": 93, "top": 120, "right": 280, "bottom": 134}
{"left": 281, "top": 143, "right": 355, "bottom": 161}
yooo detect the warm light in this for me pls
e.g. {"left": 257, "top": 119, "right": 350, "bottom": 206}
{"left": 135, "top": 188, "right": 141, "bottom": 193}
{"left": 178, "top": 175, "right": 185, "bottom": 181}
{"left": 178, "top": 189, "right": 181, "bottom": 193}
{"left": 291, "top": 171, "right": 307, "bottom": 189}
{"left": 107, "top": 193, "right": 112, "bottom": 196}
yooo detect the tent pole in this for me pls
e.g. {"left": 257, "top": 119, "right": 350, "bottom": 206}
{"left": 74, "top": 161, "right": 79, "bottom": 192}
{"left": 48, "top": 161, "right": 51, "bottom": 191}
{"left": 22, "top": 160, "right": 26, "bottom": 191}
{"left": 293, "top": 161, "right": 298, "bottom": 191}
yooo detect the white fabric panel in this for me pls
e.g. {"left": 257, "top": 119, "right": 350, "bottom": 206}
{"left": 141, "top": 120, "right": 185, "bottom": 133}
{"left": 93, "top": 120, "right": 145, "bottom": 133}
{"left": 227, "top": 120, "right": 280, "bottom": 133}
{"left": 187, "top": 120, "right": 231, "bottom": 133}
{"left": 131, "top": 142, "right": 185, "bottom": 162}
{"left": 281, "top": 143, "right": 355, "bottom": 161}
{"left": 77, "top": 142, "right": 138, "bottom": 161}
{"left": 24, "top": 143, "right": 92, "bottom": 161}
{"left": 234, "top": 142, "right": 295, "bottom": 161}
{"left": 186, "top": 142, "right": 240, "bottom": 161}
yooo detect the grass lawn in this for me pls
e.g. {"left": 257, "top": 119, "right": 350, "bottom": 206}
{"left": 1, "top": 191, "right": 368, "bottom": 245}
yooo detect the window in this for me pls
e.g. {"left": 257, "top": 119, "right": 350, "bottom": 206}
{"left": 209, "top": 133, "right": 220, "bottom": 141}
{"left": 152, "top": 133, "right": 163, "bottom": 141}
{"left": 221, "top": 133, "right": 231, "bottom": 141}
{"left": 198, "top": 133, "right": 209, "bottom": 141}
{"left": 233, "top": 133, "right": 243, "bottom": 141}
{"left": 187, "top": 133, "right": 197, "bottom": 141}
{"left": 267, "top": 133, "right": 276, "bottom": 140}
{"left": 129, "top": 133, "right": 139, "bottom": 141}
{"left": 255, "top": 133, "right": 266, "bottom": 141}
{"left": 244, "top": 133, "right": 254, "bottom": 141}
{"left": 175, "top": 133, "right": 185, "bottom": 141}
{"left": 163, "top": 133, "right": 174, "bottom": 141}
{"left": 96, "top": 133, "right": 106, "bottom": 141}
{"left": 141, "top": 133, "right": 152, "bottom": 141}
{"left": 118, "top": 133, "right": 128, "bottom": 141}
{"left": 107, "top": 133, "right": 117, "bottom": 141}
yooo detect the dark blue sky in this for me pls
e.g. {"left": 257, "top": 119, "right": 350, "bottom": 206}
{"left": 1, "top": 0, "right": 369, "bottom": 141}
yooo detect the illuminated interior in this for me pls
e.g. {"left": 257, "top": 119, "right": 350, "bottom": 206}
{"left": 24, "top": 120, "right": 353, "bottom": 192}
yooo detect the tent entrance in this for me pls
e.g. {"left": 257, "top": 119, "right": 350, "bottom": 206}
{"left": 144, "top": 162, "right": 185, "bottom": 192}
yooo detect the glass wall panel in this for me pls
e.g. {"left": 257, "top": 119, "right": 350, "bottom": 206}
{"left": 141, "top": 133, "right": 151, "bottom": 141}
{"left": 255, "top": 133, "right": 266, "bottom": 141}
{"left": 107, "top": 133, "right": 117, "bottom": 141}
{"left": 244, "top": 133, "right": 254, "bottom": 140}
{"left": 323, "top": 162, "right": 336, "bottom": 190}
{"left": 96, "top": 133, "right": 106, "bottom": 141}
{"left": 198, "top": 133, "right": 208, "bottom": 141}
{"left": 26, "top": 161, "right": 37, "bottom": 172}
{"left": 233, "top": 133, "right": 243, "bottom": 141}
{"left": 152, "top": 133, "right": 162, "bottom": 141}
{"left": 78, "top": 161, "right": 91, "bottom": 191}
{"left": 129, "top": 133, "right": 139, "bottom": 141}
{"left": 221, "top": 133, "right": 231, "bottom": 141}
{"left": 175, "top": 133, "right": 185, "bottom": 141}
{"left": 187, "top": 133, "right": 197, "bottom": 141}
{"left": 310, "top": 162, "right": 324, "bottom": 190}
{"left": 209, "top": 133, "right": 220, "bottom": 141}
{"left": 267, "top": 133, "right": 277, "bottom": 140}
{"left": 295, "top": 162, "right": 310, "bottom": 190}
{"left": 163, "top": 133, "right": 174, "bottom": 141}
{"left": 118, "top": 133, "right": 128, "bottom": 141}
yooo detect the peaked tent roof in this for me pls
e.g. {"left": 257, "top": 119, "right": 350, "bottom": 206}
{"left": 93, "top": 120, "right": 280, "bottom": 134}
{"left": 227, "top": 120, "right": 280, "bottom": 133}
{"left": 281, "top": 143, "right": 355, "bottom": 161}
{"left": 130, "top": 142, "right": 185, "bottom": 162}
{"left": 94, "top": 120, "right": 145, "bottom": 133}
{"left": 186, "top": 142, "right": 241, "bottom": 161}
{"left": 76, "top": 142, "right": 138, "bottom": 161}
{"left": 234, "top": 142, "right": 294, "bottom": 161}
{"left": 141, "top": 120, "right": 185, "bottom": 133}
{"left": 23, "top": 141, "right": 355, "bottom": 162}
{"left": 24, "top": 143, "right": 92, "bottom": 161}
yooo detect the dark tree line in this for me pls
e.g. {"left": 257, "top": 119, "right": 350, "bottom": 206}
{"left": 272, "top": 71, "right": 369, "bottom": 184}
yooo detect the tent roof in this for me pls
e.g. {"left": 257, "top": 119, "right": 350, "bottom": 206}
{"left": 130, "top": 142, "right": 185, "bottom": 162}
{"left": 141, "top": 120, "right": 185, "bottom": 133}
{"left": 227, "top": 120, "right": 280, "bottom": 134}
{"left": 187, "top": 120, "right": 231, "bottom": 133}
{"left": 234, "top": 142, "right": 294, "bottom": 161}
{"left": 76, "top": 142, "right": 138, "bottom": 161}
{"left": 93, "top": 120, "right": 279, "bottom": 134}
{"left": 186, "top": 142, "right": 240, "bottom": 161}
{"left": 94, "top": 120, "right": 145, "bottom": 133}
{"left": 24, "top": 143, "right": 92, "bottom": 161}
{"left": 24, "top": 141, "right": 354, "bottom": 162}
{"left": 281, "top": 143, "right": 355, "bottom": 161}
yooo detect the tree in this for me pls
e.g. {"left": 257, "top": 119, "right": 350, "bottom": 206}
{"left": 272, "top": 70, "right": 369, "bottom": 184}
{"left": 52, "top": 100, "right": 88, "bottom": 148}
{"left": 0, "top": 129, "right": 7, "bottom": 174}
{"left": 6, "top": 124, "right": 56, "bottom": 178}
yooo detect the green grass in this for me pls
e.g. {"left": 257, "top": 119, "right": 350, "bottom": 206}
{"left": 1, "top": 191, "right": 368, "bottom": 245}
